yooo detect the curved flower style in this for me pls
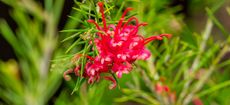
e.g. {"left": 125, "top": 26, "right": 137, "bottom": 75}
{"left": 64, "top": 2, "right": 171, "bottom": 89}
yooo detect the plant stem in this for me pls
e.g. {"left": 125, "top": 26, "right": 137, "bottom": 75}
{"left": 183, "top": 45, "right": 229, "bottom": 105}
{"left": 177, "top": 19, "right": 213, "bottom": 105}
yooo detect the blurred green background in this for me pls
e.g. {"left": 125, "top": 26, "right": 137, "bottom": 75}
{"left": 0, "top": 0, "right": 230, "bottom": 105}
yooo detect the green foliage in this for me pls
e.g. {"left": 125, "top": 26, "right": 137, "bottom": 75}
{"left": 0, "top": 0, "right": 66, "bottom": 104}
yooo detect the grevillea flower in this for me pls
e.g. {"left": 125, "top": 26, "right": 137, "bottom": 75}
{"left": 64, "top": 2, "right": 171, "bottom": 89}
{"left": 192, "top": 97, "right": 203, "bottom": 105}
{"left": 155, "top": 83, "right": 170, "bottom": 94}
{"left": 154, "top": 82, "right": 176, "bottom": 103}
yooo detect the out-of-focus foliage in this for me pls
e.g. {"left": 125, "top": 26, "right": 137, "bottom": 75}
{"left": 0, "top": 0, "right": 230, "bottom": 105}
{"left": 0, "top": 0, "right": 72, "bottom": 104}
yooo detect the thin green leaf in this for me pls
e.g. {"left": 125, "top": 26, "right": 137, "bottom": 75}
{"left": 206, "top": 8, "right": 229, "bottom": 37}
{"left": 73, "top": 7, "right": 95, "bottom": 17}
{"left": 53, "top": 0, "right": 65, "bottom": 24}
{"left": 60, "top": 29, "right": 88, "bottom": 33}
{"left": 198, "top": 80, "right": 230, "bottom": 97}
{"left": 45, "top": 0, "right": 53, "bottom": 12}
{"left": 61, "top": 32, "right": 81, "bottom": 42}
{"left": 0, "top": 20, "right": 22, "bottom": 55}
{"left": 65, "top": 39, "right": 85, "bottom": 53}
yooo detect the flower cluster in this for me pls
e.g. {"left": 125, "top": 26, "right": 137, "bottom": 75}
{"left": 64, "top": 2, "right": 171, "bottom": 89}
{"left": 155, "top": 82, "right": 176, "bottom": 103}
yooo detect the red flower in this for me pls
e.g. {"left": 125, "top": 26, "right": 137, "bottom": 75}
{"left": 192, "top": 97, "right": 203, "bottom": 105}
{"left": 154, "top": 82, "right": 176, "bottom": 103}
{"left": 64, "top": 2, "right": 171, "bottom": 89}
{"left": 155, "top": 83, "right": 170, "bottom": 94}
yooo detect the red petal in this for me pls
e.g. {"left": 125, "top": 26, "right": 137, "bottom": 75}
{"left": 155, "top": 83, "right": 163, "bottom": 94}
{"left": 137, "top": 49, "right": 151, "bottom": 60}
{"left": 97, "top": 2, "right": 107, "bottom": 31}
{"left": 192, "top": 97, "right": 203, "bottom": 105}
{"left": 164, "top": 85, "right": 170, "bottom": 92}
{"left": 74, "top": 66, "right": 80, "bottom": 76}
{"left": 144, "top": 34, "right": 172, "bottom": 45}
{"left": 87, "top": 19, "right": 101, "bottom": 30}
{"left": 116, "top": 71, "right": 123, "bottom": 78}
{"left": 63, "top": 69, "right": 73, "bottom": 81}
{"left": 97, "top": 2, "right": 103, "bottom": 7}
{"left": 115, "top": 7, "right": 133, "bottom": 35}
{"left": 104, "top": 76, "right": 117, "bottom": 89}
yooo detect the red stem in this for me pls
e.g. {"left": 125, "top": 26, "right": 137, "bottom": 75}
{"left": 144, "top": 34, "right": 172, "bottom": 45}
{"left": 98, "top": 2, "right": 108, "bottom": 31}
{"left": 115, "top": 7, "right": 133, "bottom": 36}
{"left": 87, "top": 19, "right": 100, "bottom": 30}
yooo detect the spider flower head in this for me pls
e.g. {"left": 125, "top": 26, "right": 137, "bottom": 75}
{"left": 64, "top": 2, "right": 171, "bottom": 89}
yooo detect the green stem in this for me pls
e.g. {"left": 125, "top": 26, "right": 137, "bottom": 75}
{"left": 183, "top": 45, "right": 229, "bottom": 105}
{"left": 177, "top": 19, "right": 213, "bottom": 105}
